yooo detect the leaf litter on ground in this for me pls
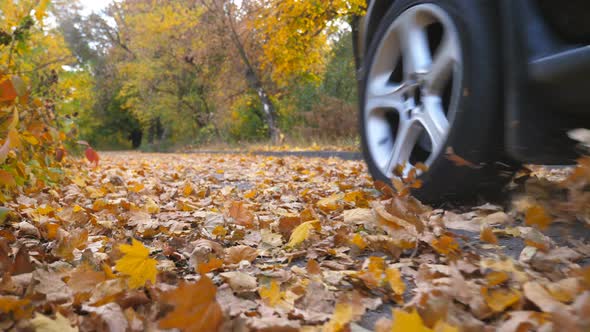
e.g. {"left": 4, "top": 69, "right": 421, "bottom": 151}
{"left": 0, "top": 151, "right": 588, "bottom": 331}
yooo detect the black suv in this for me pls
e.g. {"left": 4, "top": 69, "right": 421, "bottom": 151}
{"left": 354, "top": 0, "right": 590, "bottom": 203}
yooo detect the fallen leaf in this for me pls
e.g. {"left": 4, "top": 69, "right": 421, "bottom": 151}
{"left": 322, "top": 301, "right": 353, "bottom": 332}
{"left": 431, "top": 235, "right": 460, "bottom": 256}
{"left": 30, "top": 312, "right": 78, "bottom": 332}
{"left": 287, "top": 220, "right": 320, "bottom": 248}
{"left": 259, "top": 279, "right": 281, "bottom": 306}
{"left": 114, "top": 239, "right": 157, "bottom": 288}
{"left": 481, "top": 287, "right": 522, "bottom": 313}
{"left": 224, "top": 245, "right": 258, "bottom": 264}
{"left": 307, "top": 259, "right": 321, "bottom": 275}
{"left": 0, "top": 296, "right": 32, "bottom": 319}
{"left": 523, "top": 281, "right": 569, "bottom": 312}
{"left": 525, "top": 205, "right": 552, "bottom": 230}
{"left": 390, "top": 308, "right": 431, "bottom": 332}
{"left": 351, "top": 233, "right": 367, "bottom": 250}
{"left": 317, "top": 193, "right": 344, "bottom": 212}
{"left": 158, "top": 277, "right": 223, "bottom": 332}
{"left": 386, "top": 267, "right": 405, "bottom": 298}
{"left": 197, "top": 256, "right": 224, "bottom": 274}
{"left": 220, "top": 271, "right": 257, "bottom": 293}
{"left": 229, "top": 201, "right": 255, "bottom": 228}
{"left": 480, "top": 227, "right": 498, "bottom": 244}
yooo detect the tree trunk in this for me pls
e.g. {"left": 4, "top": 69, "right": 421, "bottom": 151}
{"left": 256, "top": 86, "right": 279, "bottom": 144}
{"left": 225, "top": 5, "right": 280, "bottom": 144}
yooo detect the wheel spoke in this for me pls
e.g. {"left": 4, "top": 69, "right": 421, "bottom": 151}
{"left": 366, "top": 80, "right": 413, "bottom": 113}
{"left": 397, "top": 10, "right": 432, "bottom": 78}
{"left": 384, "top": 119, "right": 421, "bottom": 175}
{"left": 414, "top": 95, "right": 449, "bottom": 153}
{"left": 424, "top": 35, "right": 459, "bottom": 94}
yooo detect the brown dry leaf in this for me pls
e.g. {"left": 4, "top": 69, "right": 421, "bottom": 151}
{"left": 68, "top": 264, "right": 107, "bottom": 294}
{"left": 158, "top": 277, "right": 223, "bottom": 332}
{"left": 220, "top": 271, "right": 257, "bottom": 293}
{"left": 229, "top": 201, "right": 255, "bottom": 228}
{"left": 523, "top": 281, "right": 569, "bottom": 312}
{"left": 307, "top": 259, "right": 321, "bottom": 275}
{"left": 224, "top": 245, "right": 258, "bottom": 264}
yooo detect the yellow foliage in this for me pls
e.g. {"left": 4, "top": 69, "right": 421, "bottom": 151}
{"left": 286, "top": 220, "right": 320, "bottom": 247}
{"left": 259, "top": 279, "right": 282, "bottom": 306}
{"left": 115, "top": 239, "right": 158, "bottom": 288}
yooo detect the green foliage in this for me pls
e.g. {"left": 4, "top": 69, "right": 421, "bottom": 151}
{"left": 226, "top": 95, "right": 268, "bottom": 142}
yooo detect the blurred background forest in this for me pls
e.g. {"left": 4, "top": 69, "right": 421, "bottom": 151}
{"left": 1, "top": 0, "right": 365, "bottom": 151}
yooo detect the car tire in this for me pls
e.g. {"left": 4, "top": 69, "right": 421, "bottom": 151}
{"left": 359, "top": 0, "right": 517, "bottom": 204}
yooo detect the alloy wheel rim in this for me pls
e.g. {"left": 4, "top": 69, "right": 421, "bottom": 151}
{"left": 364, "top": 4, "right": 463, "bottom": 177}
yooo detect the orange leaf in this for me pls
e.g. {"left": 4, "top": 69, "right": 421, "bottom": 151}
{"left": 480, "top": 227, "right": 498, "bottom": 244}
{"left": 0, "top": 296, "right": 32, "bottom": 319}
{"left": 228, "top": 201, "right": 255, "bottom": 228}
{"left": 0, "top": 76, "right": 17, "bottom": 102}
{"left": 525, "top": 205, "right": 552, "bottom": 230}
{"left": 0, "top": 170, "right": 16, "bottom": 188}
{"left": 158, "top": 277, "right": 223, "bottom": 332}
{"left": 445, "top": 147, "right": 482, "bottom": 169}
{"left": 486, "top": 271, "right": 509, "bottom": 287}
{"left": 197, "top": 256, "right": 223, "bottom": 274}
{"left": 431, "top": 235, "right": 460, "bottom": 256}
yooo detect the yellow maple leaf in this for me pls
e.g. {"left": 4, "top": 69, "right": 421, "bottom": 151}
{"left": 31, "top": 312, "right": 78, "bottom": 332}
{"left": 322, "top": 302, "right": 353, "bottom": 332}
{"left": 481, "top": 287, "right": 522, "bottom": 312}
{"left": 259, "top": 279, "right": 281, "bottom": 306}
{"left": 287, "top": 220, "right": 320, "bottom": 247}
{"left": 182, "top": 182, "right": 193, "bottom": 196}
{"left": 115, "top": 239, "right": 158, "bottom": 288}
{"left": 351, "top": 233, "right": 367, "bottom": 250}
{"left": 391, "top": 308, "right": 432, "bottom": 332}
{"left": 433, "top": 321, "right": 459, "bottom": 332}
{"left": 386, "top": 267, "right": 405, "bottom": 297}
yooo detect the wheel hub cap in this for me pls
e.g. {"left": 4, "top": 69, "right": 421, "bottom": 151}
{"left": 364, "top": 4, "right": 462, "bottom": 177}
